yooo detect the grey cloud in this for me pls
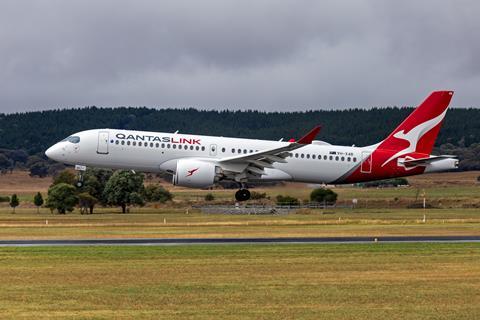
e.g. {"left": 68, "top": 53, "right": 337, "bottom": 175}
{"left": 0, "top": 0, "right": 478, "bottom": 113}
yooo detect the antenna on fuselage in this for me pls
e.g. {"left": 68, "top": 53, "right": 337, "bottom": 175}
{"left": 173, "top": 130, "right": 179, "bottom": 134}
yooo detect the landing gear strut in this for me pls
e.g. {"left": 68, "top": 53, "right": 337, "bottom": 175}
{"left": 74, "top": 164, "right": 87, "bottom": 188}
{"left": 235, "top": 188, "right": 250, "bottom": 201}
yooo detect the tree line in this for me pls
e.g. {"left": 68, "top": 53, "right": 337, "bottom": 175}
{"left": 0, "top": 106, "right": 479, "bottom": 172}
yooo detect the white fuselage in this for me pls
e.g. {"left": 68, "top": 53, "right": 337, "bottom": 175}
{"left": 46, "top": 129, "right": 368, "bottom": 184}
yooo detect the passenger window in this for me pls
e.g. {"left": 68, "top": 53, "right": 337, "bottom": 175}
{"left": 161, "top": 143, "right": 165, "bottom": 148}
{"left": 312, "top": 155, "right": 315, "bottom": 159}
{"left": 115, "top": 140, "right": 119, "bottom": 145}
{"left": 237, "top": 149, "right": 241, "bottom": 154}
{"left": 323, "top": 155, "right": 327, "bottom": 160}
{"left": 173, "top": 145, "right": 176, "bottom": 149}
{"left": 150, "top": 143, "right": 154, "bottom": 147}
{"left": 347, "top": 157, "right": 351, "bottom": 162}
{"left": 306, "top": 154, "right": 310, "bottom": 159}
{"left": 249, "top": 150, "right": 253, "bottom": 153}
{"left": 329, "top": 156, "right": 333, "bottom": 160}
{"left": 196, "top": 146, "right": 199, "bottom": 151}
{"left": 201, "top": 146, "right": 205, "bottom": 151}
{"left": 127, "top": 141, "right": 131, "bottom": 146}
{"left": 190, "top": 146, "right": 194, "bottom": 150}
{"left": 353, "top": 157, "right": 357, "bottom": 162}
{"left": 138, "top": 142, "right": 142, "bottom": 146}
{"left": 232, "top": 148, "right": 235, "bottom": 153}
{"left": 295, "top": 153, "right": 299, "bottom": 158}
{"left": 155, "top": 143, "right": 159, "bottom": 148}
{"left": 222, "top": 147, "right": 225, "bottom": 152}
{"left": 132, "top": 141, "right": 136, "bottom": 146}
{"left": 167, "top": 144, "right": 170, "bottom": 148}
{"left": 341, "top": 157, "right": 344, "bottom": 161}
{"left": 243, "top": 149, "right": 247, "bottom": 154}
{"left": 335, "top": 156, "right": 339, "bottom": 161}
{"left": 121, "top": 141, "right": 125, "bottom": 145}
{"left": 301, "top": 154, "right": 304, "bottom": 158}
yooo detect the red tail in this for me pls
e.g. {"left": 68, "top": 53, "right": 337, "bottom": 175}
{"left": 378, "top": 91, "right": 453, "bottom": 158}
{"left": 341, "top": 91, "right": 453, "bottom": 183}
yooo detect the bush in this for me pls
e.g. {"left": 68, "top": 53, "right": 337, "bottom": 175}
{"left": 144, "top": 184, "right": 173, "bottom": 203}
{"left": 250, "top": 191, "right": 267, "bottom": 200}
{"left": 310, "top": 188, "right": 338, "bottom": 204}
{"left": 276, "top": 195, "right": 300, "bottom": 206}
{"left": 477, "top": 176, "right": 480, "bottom": 182}
{"left": 360, "top": 178, "right": 409, "bottom": 188}
{"left": 0, "top": 196, "right": 10, "bottom": 203}
{"left": 204, "top": 193, "right": 215, "bottom": 201}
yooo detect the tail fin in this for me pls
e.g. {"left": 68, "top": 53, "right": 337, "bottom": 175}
{"left": 378, "top": 91, "right": 453, "bottom": 166}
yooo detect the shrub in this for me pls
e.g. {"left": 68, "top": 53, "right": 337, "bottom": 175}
{"left": 250, "top": 191, "right": 267, "bottom": 200}
{"left": 204, "top": 193, "right": 215, "bottom": 201}
{"left": 0, "top": 196, "right": 10, "bottom": 203}
{"left": 144, "top": 184, "right": 173, "bottom": 203}
{"left": 276, "top": 195, "right": 300, "bottom": 206}
{"left": 310, "top": 188, "right": 338, "bottom": 204}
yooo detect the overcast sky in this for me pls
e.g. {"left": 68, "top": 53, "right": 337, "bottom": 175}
{"left": 0, "top": 0, "right": 478, "bottom": 113}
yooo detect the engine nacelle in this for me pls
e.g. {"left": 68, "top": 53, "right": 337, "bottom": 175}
{"left": 424, "top": 158, "right": 459, "bottom": 173}
{"left": 173, "top": 159, "right": 220, "bottom": 188}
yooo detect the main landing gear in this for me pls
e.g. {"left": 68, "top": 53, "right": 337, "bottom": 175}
{"left": 235, "top": 188, "right": 250, "bottom": 202}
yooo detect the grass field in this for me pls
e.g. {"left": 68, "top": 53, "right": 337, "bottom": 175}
{"left": 0, "top": 243, "right": 479, "bottom": 319}
{"left": 0, "top": 208, "right": 479, "bottom": 240}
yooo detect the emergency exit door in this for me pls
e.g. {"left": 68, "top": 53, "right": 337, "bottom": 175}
{"left": 360, "top": 151, "right": 372, "bottom": 173}
{"left": 97, "top": 131, "right": 109, "bottom": 154}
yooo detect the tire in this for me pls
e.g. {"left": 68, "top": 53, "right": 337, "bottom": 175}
{"left": 235, "top": 189, "right": 251, "bottom": 201}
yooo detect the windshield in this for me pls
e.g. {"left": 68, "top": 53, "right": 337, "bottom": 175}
{"left": 61, "top": 136, "right": 80, "bottom": 144}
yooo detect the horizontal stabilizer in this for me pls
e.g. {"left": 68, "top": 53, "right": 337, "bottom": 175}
{"left": 402, "top": 155, "right": 457, "bottom": 167}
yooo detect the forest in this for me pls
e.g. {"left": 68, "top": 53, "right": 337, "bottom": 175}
{"left": 0, "top": 106, "right": 479, "bottom": 173}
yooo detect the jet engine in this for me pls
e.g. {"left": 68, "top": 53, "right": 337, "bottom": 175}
{"left": 173, "top": 159, "right": 221, "bottom": 188}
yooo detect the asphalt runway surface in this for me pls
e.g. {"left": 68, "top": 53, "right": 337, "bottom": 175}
{"left": 0, "top": 236, "right": 479, "bottom": 247}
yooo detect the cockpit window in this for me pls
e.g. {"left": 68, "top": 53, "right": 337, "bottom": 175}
{"left": 62, "top": 136, "right": 80, "bottom": 144}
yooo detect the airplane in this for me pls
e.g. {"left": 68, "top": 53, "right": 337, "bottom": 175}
{"left": 45, "top": 91, "right": 458, "bottom": 201}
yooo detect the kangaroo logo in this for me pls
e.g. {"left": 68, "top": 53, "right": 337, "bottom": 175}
{"left": 186, "top": 168, "right": 199, "bottom": 177}
{"left": 381, "top": 108, "right": 447, "bottom": 167}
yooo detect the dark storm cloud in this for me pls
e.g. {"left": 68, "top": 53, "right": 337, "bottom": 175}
{"left": 0, "top": 0, "right": 478, "bottom": 113}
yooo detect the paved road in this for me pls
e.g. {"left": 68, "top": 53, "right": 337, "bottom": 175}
{"left": 0, "top": 236, "right": 479, "bottom": 247}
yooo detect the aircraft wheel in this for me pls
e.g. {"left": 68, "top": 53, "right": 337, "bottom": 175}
{"left": 235, "top": 189, "right": 250, "bottom": 201}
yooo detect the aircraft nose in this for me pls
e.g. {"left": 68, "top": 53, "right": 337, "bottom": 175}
{"left": 45, "top": 144, "right": 63, "bottom": 161}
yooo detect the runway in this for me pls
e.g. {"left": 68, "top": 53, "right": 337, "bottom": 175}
{"left": 1, "top": 235, "right": 479, "bottom": 247}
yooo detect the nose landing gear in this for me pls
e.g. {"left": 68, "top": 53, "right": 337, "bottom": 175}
{"left": 235, "top": 188, "right": 250, "bottom": 202}
{"left": 74, "top": 164, "right": 87, "bottom": 188}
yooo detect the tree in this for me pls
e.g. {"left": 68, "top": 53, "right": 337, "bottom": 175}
{"left": 310, "top": 188, "right": 338, "bottom": 204}
{"left": 27, "top": 156, "right": 49, "bottom": 178}
{"left": 0, "top": 153, "right": 12, "bottom": 173}
{"left": 33, "top": 192, "right": 44, "bottom": 213}
{"left": 103, "top": 170, "right": 145, "bottom": 213}
{"left": 144, "top": 184, "right": 173, "bottom": 203}
{"left": 78, "top": 192, "right": 98, "bottom": 214}
{"left": 9, "top": 194, "right": 19, "bottom": 213}
{"left": 204, "top": 193, "right": 215, "bottom": 201}
{"left": 46, "top": 183, "right": 78, "bottom": 214}
{"left": 52, "top": 169, "right": 77, "bottom": 186}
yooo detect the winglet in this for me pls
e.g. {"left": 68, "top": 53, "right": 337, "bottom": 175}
{"left": 296, "top": 125, "right": 322, "bottom": 144}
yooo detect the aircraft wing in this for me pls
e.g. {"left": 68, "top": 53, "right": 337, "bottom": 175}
{"left": 218, "top": 126, "right": 321, "bottom": 176}
{"left": 402, "top": 155, "right": 457, "bottom": 167}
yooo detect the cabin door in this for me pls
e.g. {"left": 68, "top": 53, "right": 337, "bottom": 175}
{"left": 97, "top": 131, "right": 109, "bottom": 154}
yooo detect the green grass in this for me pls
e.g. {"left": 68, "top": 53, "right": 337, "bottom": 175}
{"left": 0, "top": 243, "right": 479, "bottom": 319}
{"left": 0, "top": 208, "right": 479, "bottom": 240}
